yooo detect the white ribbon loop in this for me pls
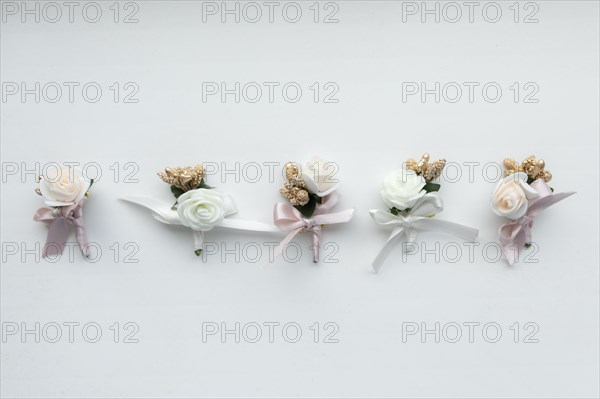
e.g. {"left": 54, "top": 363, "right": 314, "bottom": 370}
{"left": 370, "top": 194, "right": 478, "bottom": 273}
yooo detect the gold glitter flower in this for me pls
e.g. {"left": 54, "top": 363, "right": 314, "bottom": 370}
{"left": 406, "top": 153, "right": 446, "bottom": 182}
{"left": 280, "top": 162, "right": 309, "bottom": 206}
{"left": 158, "top": 165, "right": 205, "bottom": 192}
{"left": 502, "top": 155, "right": 552, "bottom": 182}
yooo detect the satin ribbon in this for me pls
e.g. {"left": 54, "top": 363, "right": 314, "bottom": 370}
{"left": 273, "top": 192, "right": 354, "bottom": 263}
{"left": 370, "top": 193, "right": 479, "bottom": 272}
{"left": 498, "top": 179, "right": 575, "bottom": 265}
{"left": 121, "top": 195, "right": 280, "bottom": 254}
{"left": 33, "top": 198, "right": 90, "bottom": 258}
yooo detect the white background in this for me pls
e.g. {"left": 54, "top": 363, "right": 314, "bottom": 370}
{"left": 1, "top": 1, "right": 599, "bottom": 397}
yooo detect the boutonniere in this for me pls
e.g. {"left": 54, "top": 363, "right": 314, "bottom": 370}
{"left": 273, "top": 157, "right": 354, "bottom": 263}
{"left": 33, "top": 165, "right": 93, "bottom": 258}
{"left": 492, "top": 156, "right": 575, "bottom": 265}
{"left": 122, "top": 164, "right": 278, "bottom": 257}
{"left": 370, "top": 153, "right": 479, "bottom": 272}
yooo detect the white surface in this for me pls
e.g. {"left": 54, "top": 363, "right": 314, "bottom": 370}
{"left": 1, "top": 1, "right": 599, "bottom": 398}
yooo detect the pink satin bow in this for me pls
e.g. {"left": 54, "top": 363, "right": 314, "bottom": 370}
{"left": 499, "top": 179, "right": 575, "bottom": 265}
{"left": 273, "top": 192, "right": 354, "bottom": 263}
{"left": 33, "top": 198, "right": 90, "bottom": 258}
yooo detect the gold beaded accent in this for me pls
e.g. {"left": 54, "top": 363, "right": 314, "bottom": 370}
{"left": 406, "top": 153, "right": 446, "bottom": 182}
{"left": 503, "top": 155, "right": 552, "bottom": 182}
{"left": 158, "top": 164, "right": 205, "bottom": 192}
{"left": 280, "top": 162, "right": 310, "bottom": 206}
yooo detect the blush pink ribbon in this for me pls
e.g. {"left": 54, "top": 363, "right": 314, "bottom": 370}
{"left": 499, "top": 179, "right": 575, "bottom": 265}
{"left": 33, "top": 198, "right": 90, "bottom": 258}
{"left": 273, "top": 192, "right": 354, "bottom": 263}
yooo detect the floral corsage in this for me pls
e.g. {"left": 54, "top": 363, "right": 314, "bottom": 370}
{"left": 370, "top": 153, "right": 479, "bottom": 272}
{"left": 33, "top": 165, "right": 93, "bottom": 258}
{"left": 122, "top": 164, "right": 278, "bottom": 256}
{"left": 491, "top": 156, "right": 575, "bottom": 265}
{"left": 272, "top": 157, "right": 354, "bottom": 263}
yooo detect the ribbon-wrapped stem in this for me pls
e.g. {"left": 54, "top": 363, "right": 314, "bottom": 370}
{"left": 33, "top": 198, "right": 90, "bottom": 258}
{"left": 273, "top": 192, "right": 353, "bottom": 263}
{"left": 193, "top": 230, "right": 204, "bottom": 256}
{"left": 498, "top": 179, "right": 575, "bottom": 265}
{"left": 310, "top": 225, "right": 322, "bottom": 263}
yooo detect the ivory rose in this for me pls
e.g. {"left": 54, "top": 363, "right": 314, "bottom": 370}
{"left": 176, "top": 188, "right": 236, "bottom": 231}
{"left": 380, "top": 168, "right": 426, "bottom": 210}
{"left": 302, "top": 156, "right": 339, "bottom": 197}
{"left": 39, "top": 166, "right": 90, "bottom": 207}
{"left": 491, "top": 172, "right": 539, "bottom": 220}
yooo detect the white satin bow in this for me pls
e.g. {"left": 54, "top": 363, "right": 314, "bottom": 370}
{"left": 370, "top": 193, "right": 479, "bottom": 273}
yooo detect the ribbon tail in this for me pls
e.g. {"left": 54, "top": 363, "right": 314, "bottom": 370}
{"left": 403, "top": 228, "right": 418, "bottom": 253}
{"left": 372, "top": 227, "right": 406, "bottom": 273}
{"left": 528, "top": 191, "right": 576, "bottom": 215}
{"left": 219, "top": 218, "right": 280, "bottom": 232}
{"left": 193, "top": 230, "right": 204, "bottom": 257}
{"left": 416, "top": 219, "right": 479, "bottom": 242}
{"left": 499, "top": 223, "right": 529, "bottom": 265}
{"left": 73, "top": 219, "right": 90, "bottom": 258}
{"left": 501, "top": 244, "right": 519, "bottom": 266}
{"left": 120, "top": 196, "right": 182, "bottom": 225}
{"left": 43, "top": 218, "right": 70, "bottom": 257}
{"left": 271, "top": 228, "right": 303, "bottom": 264}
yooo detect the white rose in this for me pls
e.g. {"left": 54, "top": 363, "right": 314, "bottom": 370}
{"left": 176, "top": 188, "right": 236, "bottom": 231}
{"left": 302, "top": 156, "right": 339, "bottom": 197}
{"left": 380, "top": 168, "right": 427, "bottom": 210}
{"left": 39, "top": 166, "right": 90, "bottom": 207}
{"left": 491, "top": 172, "right": 539, "bottom": 220}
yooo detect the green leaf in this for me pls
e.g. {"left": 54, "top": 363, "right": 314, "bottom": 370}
{"left": 390, "top": 207, "right": 410, "bottom": 216}
{"left": 526, "top": 176, "right": 535, "bottom": 185}
{"left": 198, "top": 179, "right": 213, "bottom": 189}
{"left": 295, "top": 194, "right": 318, "bottom": 218}
{"left": 170, "top": 185, "right": 185, "bottom": 198}
{"left": 194, "top": 249, "right": 202, "bottom": 256}
{"left": 423, "top": 182, "right": 441, "bottom": 193}
{"left": 524, "top": 243, "right": 532, "bottom": 249}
